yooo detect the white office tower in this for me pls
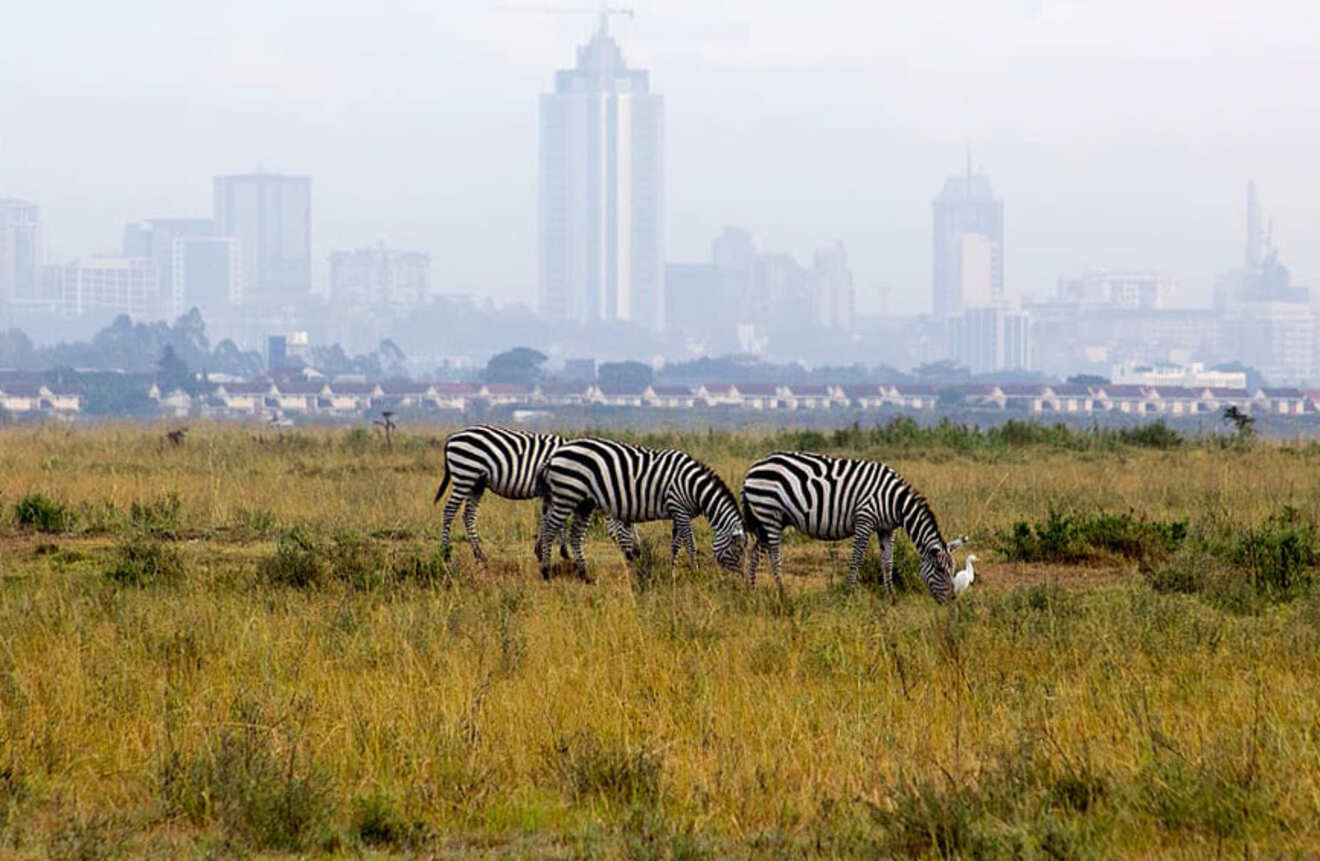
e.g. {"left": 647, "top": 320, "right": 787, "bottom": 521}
{"left": 539, "top": 16, "right": 664, "bottom": 330}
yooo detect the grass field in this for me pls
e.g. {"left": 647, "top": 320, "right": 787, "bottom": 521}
{"left": 1, "top": 421, "right": 1319, "bottom": 857}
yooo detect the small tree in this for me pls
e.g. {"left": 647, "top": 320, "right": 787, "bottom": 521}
{"left": 485, "top": 347, "right": 547, "bottom": 385}
{"left": 598, "top": 360, "right": 653, "bottom": 390}
{"left": 1223, "top": 405, "right": 1255, "bottom": 440}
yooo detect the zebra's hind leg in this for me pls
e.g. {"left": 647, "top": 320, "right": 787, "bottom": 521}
{"left": 538, "top": 504, "right": 570, "bottom": 580}
{"left": 747, "top": 539, "right": 762, "bottom": 587}
{"left": 440, "top": 491, "right": 465, "bottom": 563}
{"left": 462, "top": 485, "right": 487, "bottom": 563}
{"left": 766, "top": 529, "right": 785, "bottom": 591}
{"left": 569, "top": 503, "right": 594, "bottom": 582}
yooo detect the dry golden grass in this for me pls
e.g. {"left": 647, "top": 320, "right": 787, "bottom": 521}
{"left": 1, "top": 422, "right": 1319, "bottom": 857}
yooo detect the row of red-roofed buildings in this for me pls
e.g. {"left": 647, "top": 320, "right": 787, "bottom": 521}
{"left": 3, "top": 375, "right": 1317, "bottom": 419}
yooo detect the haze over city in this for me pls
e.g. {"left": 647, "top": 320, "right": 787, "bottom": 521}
{"left": 5, "top": 0, "right": 1318, "bottom": 315}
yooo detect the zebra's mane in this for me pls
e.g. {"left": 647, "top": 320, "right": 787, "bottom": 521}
{"left": 690, "top": 456, "right": 741, "bottom": 522}
{"left": 899, "top": 482, "right": 945, "bottom": 552}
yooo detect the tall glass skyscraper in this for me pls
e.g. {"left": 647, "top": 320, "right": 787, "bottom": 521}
{"left": 213, "top": 172, "right": 310, "bottom": 306}
{"left": 932, "top": 160, "right": 1003, "bottom": 317}
{"left": 539, "top": 19, "right": 664, "bottom": 330}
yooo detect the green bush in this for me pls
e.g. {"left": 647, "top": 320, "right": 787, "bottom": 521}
{"left": 350, "top": 790, "right": 430, "bottom": 850}
{"left": 258, "top": 528, "right": 455, "bottom": 591}
{"left": 549, "top": 731, "right": 663, "bottom": 807}
{"left": 103, "top": 538, "right": 185, "bottom": 587}
{"left": 999, "top": 510, "right": 1186, "bottom": 564}
{"left": 129, "top": 492, "right": 183, "bottom": 538}
{"left": 13, "top": 493, "right": 76, "bottom": 534}
{"left": 258, "top": 527, "right": 328, "bottom": 588}
{"left": 158, "top": 698, "right": 334, "bottom": 853}
{"left": 1144, "top": 507, "right": 1317, "bottom": 610}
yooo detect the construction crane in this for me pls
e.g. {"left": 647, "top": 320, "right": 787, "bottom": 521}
{"left": 495, "top": 3, "right": 635, "bottom": 36}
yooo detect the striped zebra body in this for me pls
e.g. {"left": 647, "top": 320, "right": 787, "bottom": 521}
{"left": 434, "top": 425, "right": 633, "bottom": 563}
{"left": 536, "top": 438, "right": 746, "bottom": 581}
{"left": 740, "top": 451, "right": 956, "bottom": 602}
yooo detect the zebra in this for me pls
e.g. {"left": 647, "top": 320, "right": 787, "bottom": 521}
{"left": 432, "top": 425, "right": 634, "bottom": 563}
{"left": 535, "top": 437, "right": 746, "bottom": 581}
{"left": 740, "top": 451, "right": 959, "bottom": 603}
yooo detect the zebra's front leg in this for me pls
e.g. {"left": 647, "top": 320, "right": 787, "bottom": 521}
{"left": 569, "top": 509, "right": 592, "bottom": 582}
{"left": 440, "top": 493, "right": 464, "bottom": 563}
{"left": 538, "top": 504, "right": 569, "bottom": 580}
{"left": 879, "top": 530, "right": 896, "bottom": 603}
{"left": 848, "top": 516, "right": 877, "bottom": 592}
{"left": 461, "top": 487, "right": 487, "bottom": 563}
{"left": 669, "top": 511, "right": 693, "bottom": 566}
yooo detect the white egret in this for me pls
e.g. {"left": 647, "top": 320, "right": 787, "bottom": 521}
{"left": 953, "top": 554, "right": 976, "bottom": 595}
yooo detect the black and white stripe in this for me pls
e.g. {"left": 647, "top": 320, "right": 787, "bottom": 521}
{"left": 536, "top": 438, "right": 746, "bottom": 581}
{"left": 740, "top": 451, "right": 957, "bottom": 602}
{"left": 434, "top": 425, "right": 633, "bottom": 562}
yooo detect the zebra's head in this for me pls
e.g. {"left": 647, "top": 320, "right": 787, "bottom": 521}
{"left": 713, "top": 526, "right": 745, "bottom": 573}
{"left": 920, "top": 543, "right": 957, "bottom": 604}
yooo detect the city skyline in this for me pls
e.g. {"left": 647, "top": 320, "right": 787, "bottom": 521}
{"left": 2, "top": 1, "right": 1317, "bottom": 317}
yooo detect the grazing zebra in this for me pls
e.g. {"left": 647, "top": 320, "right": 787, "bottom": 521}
{"left": 535, "top": 438, "right": 746, "bottom": 581}
{"left": 740, "top": 451, "right": 958, "bottom": 603}
{"left": 433, "top": 425, "right": 634, "bottom": 563}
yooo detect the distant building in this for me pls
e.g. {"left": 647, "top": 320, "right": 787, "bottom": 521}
{"left": 329, "top": 245, "right": 431, "bottom": 308}
{"left": 664, "top": 263, "right": 724, "bottom": 336}
{"left": 122, "top": 218, "right": 225, "bottom": 316}
{"left": 1058, "top": 270, "right": 1174, "bottom": 310}
{"left": 1229, "top": 301, "right": 1315, "bottom": 385}
{"left": 213, "top": 173, "right": 311, "bottom": 305}
{"left": 561, "top": 357, "right": 597, "bottom": 381}
{"left": 0, "top": 198, "right": 42, "bottom": 302}
{"left": 539, "top": 17, "right": 664, "bottom": 330}
{"left": 1111, "top": 361, "right": 1246, "bottom": 389}
{"left": 809, "top": 242, "right": 854, "bottom": 330}
{"left": 55, "top": 257, "right": 161, "bottom": 317}
{"left": 932, "top": 159, "right": 1003, "bottom": 317}
{"left": 172, "top": 236, "right": 242, "bottom": 312}
{"left": 948, "top": 306, "right": 1031, "bottom": 374}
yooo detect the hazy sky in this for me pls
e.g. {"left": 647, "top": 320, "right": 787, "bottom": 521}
{"left": 3, "top": 0, "right": 1317, "bottom": 316}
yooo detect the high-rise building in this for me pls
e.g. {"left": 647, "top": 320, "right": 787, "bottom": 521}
{"left": 539, "top": 17, "right": 664, "bottom": 330}
{"left": 329, "top": 245, "right": 431, "bottom": 309}
{"left": 932, "top": 158, "right": 1003, "bottom": 317}
{"left": 949, "top": 306, "right": 1032, "bottom": 374}
{"left": 0, "top": 198, "right": 42, "bottom": 302}
{"left": 213, "top": 173, "right": 310, "bottom": 305}
{"left": 1057, "top": 270, "right": 1174, "bottom": 310}
{"left": 55, "top": 257, "right": 161, "bottom": 317}
{"left": 123, "top": 218, "right": 219, "bottom": 315}
{"left": 809, "top": 241, "right": 854, "bottom": 330}
{"left": 172, "top": 236, "right": 242, "bottom": 313}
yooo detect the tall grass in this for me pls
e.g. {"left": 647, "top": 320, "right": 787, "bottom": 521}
{"left": 1, "top": 422, "right": 1319, "bottom": 854}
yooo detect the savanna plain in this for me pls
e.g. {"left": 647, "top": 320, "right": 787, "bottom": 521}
{"left": 1, "top": 420, "right": 1320, "bottom": 858}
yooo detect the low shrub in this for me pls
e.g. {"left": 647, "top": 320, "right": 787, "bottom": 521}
{"left": 999, "top": 510, "right": 1186, "bottom": 564}
{"left": 103, "top": 538, "right": 185, "bottom": 587}
{"left": 129, "top": 492, "right": 183, "bottom": 538}
{"left": 159, "top": 698, "right": 334, "bottom": 853}
{"left": 350, "top": 790, "right": 430, "bottom": 850}
{"left": 548, "top": 731, "right": 663, "bottom": 807}
{"left": 1146, "top": 506, "right": 1318, "bottom": 609}
{"left": 258, "top": 528, "right": 456, "bottom": 591}
{"left": 13, "top": 492, "right": 76, "bottom": 534}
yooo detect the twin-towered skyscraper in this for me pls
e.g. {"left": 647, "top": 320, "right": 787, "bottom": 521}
{"left": 538, "top": 16, "right": 665, "bottom": 331}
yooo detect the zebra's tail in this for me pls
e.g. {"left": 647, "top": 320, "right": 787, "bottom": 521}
{"left": 432, "top": 462, "right": 451, "bottom": 504}
{"left": 742, "top": 495, "right": 769, "bottom": 544}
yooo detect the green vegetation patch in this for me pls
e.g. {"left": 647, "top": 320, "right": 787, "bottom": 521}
{"left": 999, "top": 510, "right": 1187, "bottom": 564}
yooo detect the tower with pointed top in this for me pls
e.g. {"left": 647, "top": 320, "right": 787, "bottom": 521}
{"left": 539, "top": 18, "right": 664, "bottom": 330}
{"left": 931, "top": 159, "right": 1003, "bottom": 317}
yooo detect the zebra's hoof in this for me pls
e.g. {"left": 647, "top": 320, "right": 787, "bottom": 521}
{"left": 559, "top": 545, "right": 571, "bottom": 561}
